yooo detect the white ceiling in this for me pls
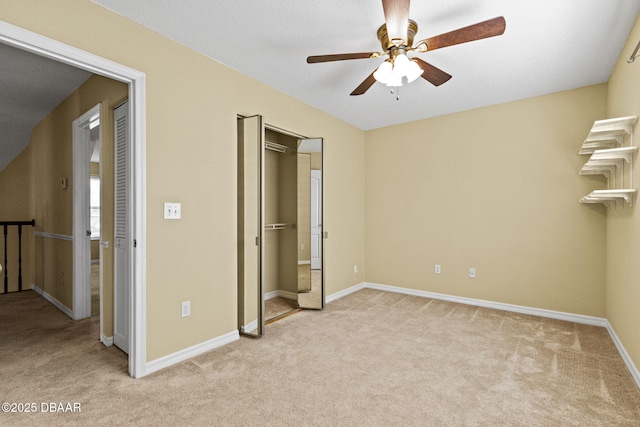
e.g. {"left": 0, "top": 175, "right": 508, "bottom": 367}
{"left": 92, "top": 0, "right": 640, "bottom": 130}
{"left": 0, "top": 43, "right": 92, "bottom": 171}
{"left": 1, "top": 1, "right": 639, "bottom": 172}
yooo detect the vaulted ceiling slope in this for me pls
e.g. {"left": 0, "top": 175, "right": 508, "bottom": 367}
{"left": 0, "top": 43, "right": 92, "bottom": 172}
{"left": 93, "top": 0, "right": 640, "bottom": 130}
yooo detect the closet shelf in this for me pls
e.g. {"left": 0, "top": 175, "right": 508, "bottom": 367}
{"left": 579, "top": 189, "right": 636, "bottom": 206}
{"left": 264, "top": 223, "right": 296, "bottom": 230}
{"left": 579, "top": 116, "right": 638, "bottom": 154}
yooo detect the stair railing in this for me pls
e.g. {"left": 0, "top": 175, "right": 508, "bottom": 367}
{"left": 1, "top": 220, "right": 35, "bottom": 293}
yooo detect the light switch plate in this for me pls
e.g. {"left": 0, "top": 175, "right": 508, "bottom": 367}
{"left": 164, "top": 202, "right": 181, "bottom": 219}
{"left": 181, "top": 301, "right": 190, "bottom": 317}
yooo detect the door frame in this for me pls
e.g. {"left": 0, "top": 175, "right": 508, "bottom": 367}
{"left": 0, "top": 20, "right": 147, "bottom": 378}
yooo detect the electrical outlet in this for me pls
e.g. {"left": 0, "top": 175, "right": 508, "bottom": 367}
{"left": 434, "top": 264, "right": 441, "bottom": 274}
{"left": 469, "top": 268, "right": 476, "bottom": 279}
{"left": 354, "top": 265, "right": 358, "bottom": 273}
{"left": 181, "top": 301, "right": 190, "bottom": 317}
{"left": 164, "top": 202, "right": 182, "bottom": 220}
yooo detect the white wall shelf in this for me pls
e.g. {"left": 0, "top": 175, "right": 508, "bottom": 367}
{"left": 579, "top": 163, "right": 615, "bottom": 181}
{"left": 579, "top": 116, "right": 638, "bottom": 154}
{"left": 580, "top": 189, "right": 637, "bottom": 207}
{"left": 590, "top": 146, "right": 637, "bottom": 163}
{"left": 579, "top": 116, "right": 637, "bottom": 207}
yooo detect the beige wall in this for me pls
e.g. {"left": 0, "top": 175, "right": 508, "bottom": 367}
{"left": 0, "top": 74, "right": 125, "bottom": 302}
{"left": 0, "top": 0, "right": 367, "bottom": 361}
{"left": 366, "top": 85, "right": 608, "bottom": 316}
{"left": 9, "top": 1, "right": 625, "bottom": 373}
{"left": 606, "top": 14, "right": 640, "bottom": 373}
{"left": 30, "top": 74, "right": 127, "bottom": 319}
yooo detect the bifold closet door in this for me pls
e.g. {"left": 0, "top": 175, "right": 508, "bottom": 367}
{"left": 237, "top": 115, "right": 264, "bottom": 337}
{"left": 114, "top": 101, "right": 131, "bottom": 353}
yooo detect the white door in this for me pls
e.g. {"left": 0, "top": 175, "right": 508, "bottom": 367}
{"left": 310, "top": 170, "right": 322, "bottom": 270}
{"left": 113, "top": 101, "right": 130, "bottom": 354}
{"left": 72, "top": 104, "right": 101, "bottom": 320}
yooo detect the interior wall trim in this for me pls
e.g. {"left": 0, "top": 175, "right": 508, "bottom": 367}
{"left": 326, "top": 281, "right": 639, "bottom": 390}
{"left": 34, "top": 231, "right": 73, "bottom": 241}
{"left": 364, "top": 282, "right": 608, "bottom": 327}
{"left": 264, "top": 290, "right": 298, "bottom": 301}
{"left": 145, "top": 330, "right": 239, "bottom": 376}
{"left": 240, "top": 320, "right": 258, "bottom": 334}
{"left": 31, "top": 283, "right": 73, "bottom": 319}
{"left": 605, "top": 321, "right": 640, "bottom": 389}
{"left": 326, "top": 282, "right": 366, "bottom": 303}
{"left": 101, "top": 334, "right": 114, "bottom": 347}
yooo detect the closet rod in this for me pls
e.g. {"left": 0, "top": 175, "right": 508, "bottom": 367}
{"left": 628, "top": 40, "right": 640, "bottom": 63}
{"left": 265, "top": 140, "right": 296, "bottom": 154}
{"left": 264, "top": 223, "right": 296, "bottom": 230}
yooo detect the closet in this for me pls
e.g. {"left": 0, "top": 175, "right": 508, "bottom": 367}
{"left": 237, "top": 115, "right": 324, "bottom": 338}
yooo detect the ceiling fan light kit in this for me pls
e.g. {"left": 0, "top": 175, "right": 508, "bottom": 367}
{"left": 373, "top": 51, "right": 424, "bottom": 87}
{"left": 306, "top": 0, "right": 506, "bottom": 97}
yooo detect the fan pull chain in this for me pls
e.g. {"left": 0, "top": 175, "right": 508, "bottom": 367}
{"left": 390, "top": 86, "right": 400, "bottom": 101}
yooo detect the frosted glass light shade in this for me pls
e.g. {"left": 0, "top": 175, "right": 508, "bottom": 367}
{"left": 393, "top": 53, "right": 411, "bottom": 76}
{"left": 405, "top": 60, "right": 424, "bottom": 83}
{"left": 386, "top": 73, "right": 403, "bottom": 87}
{"left": 373, "top": 61, "right": 393, "bottom": 85}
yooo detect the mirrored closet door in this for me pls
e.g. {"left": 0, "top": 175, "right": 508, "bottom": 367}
{"left": 237, "top": 115, "right": 324, "bottom": 338}
{"left": 297, "top": 138, "right": 323, "bottom": 310}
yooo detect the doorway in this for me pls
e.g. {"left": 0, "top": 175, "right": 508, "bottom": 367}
{"left": 237, "top": 116, "right": 325, "bottom": 337}
{"left": 0, "top": 21, "right": 146, "bottom": 377}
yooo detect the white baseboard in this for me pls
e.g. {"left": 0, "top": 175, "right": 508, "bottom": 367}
{"left": 264, "top": 290, "right": 298, "bottom": 301}
{"left": 31, "top": 284, "right": 73, "bottom": 319}
{"left": 145, "top": 330, "right": 239, "bottom": 376}
{"left": 326, "top": 282, "right": 365, "bottom": 303}
{"left": 101, "top": 335, "right": 114, "bottom": 347}
{"left": 605, "top": 321, "right": 640, "bottom": 388}
{"left": 327, "top": 281, "right": 639, "bottom": 389}
{"left": 240, "top": 320, "right": 258, "bottom": 334}
{"left": 298, "top": 260, "right": 311, "bottom": 265}
{"left": 364, "top": 282, "right": 608, "bottom": 327}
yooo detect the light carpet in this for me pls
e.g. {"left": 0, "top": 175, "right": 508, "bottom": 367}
{"left": 1, "top": 288, "right": 639, "bottom": 426}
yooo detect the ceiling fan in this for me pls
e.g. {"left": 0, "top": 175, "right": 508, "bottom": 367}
{"left": 306, "top": 0, "right": 506, "bottom": 96}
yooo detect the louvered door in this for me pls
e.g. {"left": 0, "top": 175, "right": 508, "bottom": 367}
{"left": 113, "top": 101, "right": 130, "bottom": 354}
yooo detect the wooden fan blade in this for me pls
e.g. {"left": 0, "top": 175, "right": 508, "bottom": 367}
{"left": 417, "top": 16, "right": 506, "bottom": 52}
{"left": 350, "top": 71, "right": 377, "bottom": 96}
{"left": 382, "top": 0, "right": 411, "bottom": 45}
{"left": 413, "top": 58, "right": 452, "bottom": 87}
{"left": 307, "top": 52, "right": 378, "bottom": 63}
